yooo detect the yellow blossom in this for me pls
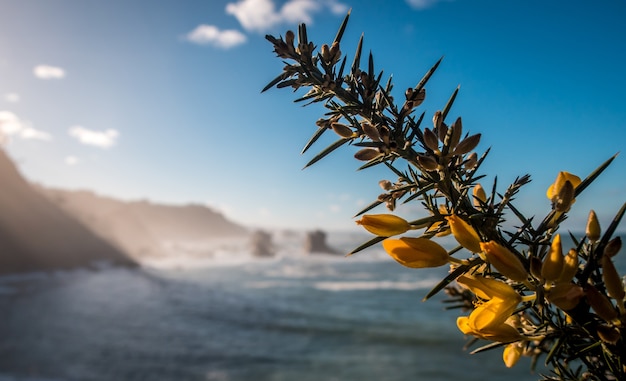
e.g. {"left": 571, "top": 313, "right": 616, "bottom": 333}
{"left": 546, "top": 171, "right": 581, "bottom": 212}
{"left": 541, "top": 234, "right": 564, "bottom": 282}
{"left": 356, "top": 214, "right": 411, "bottom": 237}
{"left": 503, "top": 343, "right": 524, "bottom": 368}
{"left": 586, "top": 210, "right": 601, "bottom": 242}
{"left": 546, "top": 283, "right": 584, "bottom": 311}
{"left": 473, "top": 183, "right": 487, "bottom": 208}
{"left": 456, "top": 275, "right": 522, "bottom": 342}
{"left": 586, "top": 285, "right": 619, "bottom": 323}
{"left": 446, "top": 214, "right": 482, "bottom": 253}
{"left": 480, "top": 241, "right": 528, "bottom": 282}
{"left": 382, "top": 237, "right": 449, "bottom": 268}
{"left": 457, "top": 274, "right": 520, "bottom": 300}
{"left": 602, "top": 255, "right": 625, "bottom": 302}
{"left": 556, "top": 249, "right": 579, "bottom": 284}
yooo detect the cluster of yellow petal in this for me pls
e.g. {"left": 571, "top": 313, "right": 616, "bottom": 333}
{"left": 355, "top": 214, "right": 411, "bottom": 237}
{"left": 382, "top": 237, "right": 449, "bottom": 268}
{"left": 456, "top": 275, "right": 522, "bottom": 343}
{"left": 480, "top": 241, "right": 528, "bottom": 282}
{"left": 356, "top": 214, "right": 451, "bottom": 268}
{"left": 546, "top": 171, "right": 581, "bottom": 212}
{"left": 446, "top": 214, "right": 481, "bottom": 253}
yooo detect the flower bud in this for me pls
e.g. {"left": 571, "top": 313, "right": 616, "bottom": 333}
{"left": 604, "top": 237, "right": 622, "bottom": 258}
{"left": 464, "top": 152, "right": 478, "bottom": 170}
{"left": 503, "top": 343, "right": 523, "bottom": 368}
{"left": 546, "top": 171, "right": 581, "bottom": 212}
{"left": 331, "top": 122, "right": 354, "bottom": 138}
{"left": 423, "top": 128, "right": 439, "bottom": 152}
{"left": 480, "top": 241, "right": 528, "bottom": 282}
{"left": 378, "top": 180, "right": 393, "bottom": 191}
{"left": 321, "top": 43, "right": 330, "bottom": 61}
{"left": 354, "top": 148, "right": 380, "bottom": 161}
{"left": 586, "top": 285, "right": 618, "bottom": 323}
{"left": 382, "top": 237, "right": 449, "bottom": 268}
{"left": 597, "top": 324, "right": 621, "bottom": 345}
{"left": 602, "top": 255, "right": 625, "bottom": 302}
{"left": 529, "top": 257, "right": 543, "bottom": 280}
{"left": 586, "top": 210, "right": 601, "bottom": 242}
{"left": 432, "top": 110, "right": 442, "bottom": 130}
{"left": 361, "top": 122, "right": 380, "bottom": 141}
{"left": 285, "top": 30, "right": 295, "bottom": 48}
{"left": 452, "top": 133, "right": 481, "bottom": 156}
{"left": 448, "top": 117, "right": 463, "bottom": 148}
{"left": 446, "top": 215, "right": 482, "bottom": 253}
{"left": 329, "top": 41, "right": 341, "bottom": 63}
{"left": 473, "top": 183, "right": 487, "bottom": 208}
{"left": 405, "top": 87, "right": 413, "bottom": 100}
{"left": 417, "top": 155, "right": 438, "bottom": 171}
{"left": 437, "top": 123, "right": 448, "bottom": 143}
{"left": 546, "top": 283, "right": 584, "bottom": 311}
{"left": 356, "top": 214, "right": 411, "bottom": 237}
{"left": 542, "top": 234, "right": 564, "bottom": 282}
{"left": 557, "top": 249, "right": 579, "bottom": 284}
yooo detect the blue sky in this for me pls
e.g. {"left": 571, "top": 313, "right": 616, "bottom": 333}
{"left": 0, "top": 0, "right": 625, "bottom": 232}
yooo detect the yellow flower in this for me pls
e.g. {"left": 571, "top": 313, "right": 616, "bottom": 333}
{"left": 456, "top": 275, "right": 522, "bottom": 342}
{"left": 556, "top": 249, "right": 579, "bottom": 284}
{"left": 601, "top": 255, "right": 625, "bottom": 302}
{"left": 473, "top": 183, "right": 487, "bottom": 208}
{"left": 382, "top": 237, "right": 449, "bottom": 268}
{"left": 457, "top": 274, "right": 520, "bottom": 302}
{"left": 586, "top": 210, "right": 601, "bottom": 242}
{"left": 480, "top": 241, "right": 528, "bottom": 282}
{"left": 546, "top": 171, "right": 581, "bottom": 212}
{"left": 546, "top": 282, "right": 584, "bottom": 311}
{"left": 586, "top": 285, "right": 619, "bottom": 323}
{"left": 503, "top": 343, "right": 523, "bottom": 368}
{"left": 541, "top": 234, "right": 564, "bottom": 282}
{"left": 446, "top": 214, "right": 481, "bottom": 253}
{"left": 356, "top": 214, "right": 410, "bottom": 237}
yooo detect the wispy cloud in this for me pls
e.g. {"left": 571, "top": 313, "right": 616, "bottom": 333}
{"left": 3, "top": 93, "right": 20, "bottom": 103}
{"left": 226, "top": 0, "right": 348, "bottom": 33}
{"left": 0, "top": 111, "right": 52, "bottom": 145}
{"left": 406, "top": 0, "right": 453, "bottom": 10}
{"left": 186, "top": 25, "right": 247, "bottom": 48}
{"left": 33, "top": 65, "right": 66, "bottom": 79}
{"left": 68, "top": 126, "right": 119, "bottom": 149}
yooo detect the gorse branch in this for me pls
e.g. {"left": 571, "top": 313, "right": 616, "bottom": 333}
{"left": 263, "top": 12, "right": 625, "bottom": 381}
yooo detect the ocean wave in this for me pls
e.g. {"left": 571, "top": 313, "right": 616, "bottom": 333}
{"left": 313, "top": 279, "right": 438, "bottom": 291}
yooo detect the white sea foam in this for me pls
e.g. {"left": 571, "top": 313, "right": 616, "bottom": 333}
{"left": 313, "top": 279, "right": 439, "bottom": 292}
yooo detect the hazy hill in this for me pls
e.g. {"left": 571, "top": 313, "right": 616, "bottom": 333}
{"left": 0, "top": 149, "right": 136, "bottom": 275}
{"left": 39, "top": 186, "right": 249, "bottom": 259}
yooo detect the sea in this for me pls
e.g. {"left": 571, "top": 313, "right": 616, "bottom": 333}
{"left": 3, "top": 231, "right": 614, "bottom": 381}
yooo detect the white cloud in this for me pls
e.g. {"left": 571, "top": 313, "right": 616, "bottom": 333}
{"left": 33, "top": 65, "right": 66, "bottom": 79}
{"left": 226, "top": 0, "right": 280, "bottom": 32}
{"left": 226, "top": 0, "right": 348, "bottom": 32}
{"left": 0, "top": 110, "right": 52, "bottom": 144}
{"left": 68, "top": 126, "right": 119, "bottom": 149}
{"left": 406, "top": 0, "right": 452, "bottom": 9}
{"left": 20, "top": 127, "right": 51, "bottom": 140}
{"left": 327, "top": 0, "right": 349, "bottom": 15}
{"left": 186, "top": 25, "right": 247, "bottom": 48}
{"left": 4, "top": 93, "right": 20, "bottom": 103}
{"left": 280, "top": 0, "right": 321, "bottom": 24}
{"left": 65, "top": 156, "right": 79, "bottom": 166}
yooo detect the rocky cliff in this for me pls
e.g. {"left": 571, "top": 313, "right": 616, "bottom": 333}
{"left": 0, "top": 149, "right": 136, "bottom": 275}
